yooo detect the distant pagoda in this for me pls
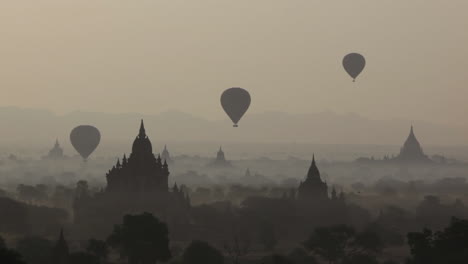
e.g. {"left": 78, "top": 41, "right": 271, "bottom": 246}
{"left": 298, "top": 155, "right": 329, "bottom": 201}
{"left": 355, "top": 125, "right": 434, "bottom": 164}
{"left": 393, "top": 125, "right": 432, "bottom": 163}
{"left": 161, "top": 145, "right": 173, "bottom": 164}
{"left": 44, "top": 139, "right": 65, "bottom": 159}
{"left": 208, "top": 146, "right": 231, "bottom": 167}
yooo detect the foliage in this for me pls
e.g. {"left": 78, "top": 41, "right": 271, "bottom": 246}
{"left": 0, "top": 247, "right": 26, "bottom": 264}
{"left": 86, "top": 239, "right": 108, "bottom": 263}
{"left": 16, "top": 236, "right": 53, "bottom": 264}
{"left": 107, "top": 212, "right": 171, "bottom": 264}
{"left": 304, "top": 224, "right": 382, "bottom": 264}
{"left": 69, "top": 252, "right": 100, "bottom": 264}
{"left": 182, "top": 240, "right": 224, "bottom": 264}
{"left": 407, "top": 217, "right": 468, "bottom": 264}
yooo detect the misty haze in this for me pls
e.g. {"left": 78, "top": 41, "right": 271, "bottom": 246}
{"left": 1, "top": 1, "right": 468, "bottom": 264}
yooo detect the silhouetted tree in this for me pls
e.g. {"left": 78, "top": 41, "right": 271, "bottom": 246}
{"left": 382, "top": 261, "right": 399, "bottom": 264}
{"left": 16, "top": 236, "right": 53, "bottom": 264}
{"left": 0, "top": 247, "right": 26, "bottom": 264}
{"left": 407, "top": 217, "right": 468, "bottom": 264}
{"left": 287, "top": 248, "right": 318, "bottom": 264}
{"left": 69, "top": 252, "right": 99, "bottom": 264}
{"left": 353, "top": 230, "right": 384, "bottom": 254}
{"left": 259, "top": 221, "right": 277, "bottom": 251}
{"left": 260, "top": 254, "right": 294, "bottom": 264}
{"left": 0, "top": 236, "right": 26, "bottom": 264}
{"left": 182, "top": 240, "right": 224, "bottom": 264}
{"left": 304, "top": 225, "right": 355, "bottom": 263}
{"left": 86, "top": 239, "right": 108, "bottom": 263}
{"left": 342, "top": 253, "right": 379, "bottom": 264}
{"left": 0, "top": 197, "right": 29, "bottom": 234}
{"left": 304, "top": 225, "right": 382, "bottom": 264}
{"left": 223, "top": 227, "right": 251, "bottom": 264}
{"left": 407, "top": 229, "right": 434, "bottom": 264}
{"left": 107, "top": 212, "right": 171, "bottom": 264}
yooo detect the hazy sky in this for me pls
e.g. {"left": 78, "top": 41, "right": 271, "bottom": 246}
{"left": 1, "top": 1, "right": 468, "bottom": 126}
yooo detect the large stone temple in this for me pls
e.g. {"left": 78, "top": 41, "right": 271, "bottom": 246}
{"left": 298, "top": 155, "right": 329, "bottom": 201}
{"left": 356, "top": 125, "right": 434, "bottom": 164}
{"left": 393, "top": 125, "right": 432, "bottom": 163}
{"left": 106, "top": 120, "right": 169, "bottom": 193}
{"left": 73, "top": 120, "right": 190, "bottom": 238}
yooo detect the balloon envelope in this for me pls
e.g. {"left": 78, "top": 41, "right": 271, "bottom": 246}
{"left": 221, "top": 87, "right": 251, "bottom": 127}
{"left": 343, "top": 53, "right": 366, "bottom": 81}
{"left": 70, "top": 125, "right": 101, "bottom": 160}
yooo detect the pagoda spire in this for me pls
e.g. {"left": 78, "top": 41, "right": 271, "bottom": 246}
{"left": 405, "top": 125, "right": 419, "bottom": 144}
{"left": 139, "top": 119, "right": 146, "bottom": 138}
{"left": 306, "top": 154, "right": 320, "bottom": 180}
{"left": 53, "top": 228, "right": 69, "bottom": 264}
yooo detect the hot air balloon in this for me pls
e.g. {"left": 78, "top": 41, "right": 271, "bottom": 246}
{"left": 70, "top": 125, "right": 101, "bottom": 161}
{"left": 343, "top": 53, "right": 366, "bottom": 82}
{"left": 221, "top": 87, "right": 251, "bottom": 127}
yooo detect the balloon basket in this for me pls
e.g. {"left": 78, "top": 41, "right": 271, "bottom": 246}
{"left": 233, "top": 124, "right": 238, "bottom": 127}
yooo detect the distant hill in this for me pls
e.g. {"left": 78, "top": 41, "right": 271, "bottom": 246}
{"left": 0, "top": 106, "right": 466, "bottom": 147}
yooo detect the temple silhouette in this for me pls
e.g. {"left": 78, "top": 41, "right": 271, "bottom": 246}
{"left": 356, "top": 125, "right": 434, "bottom": 164}
{"left": 106, "top": 121, "right": 169, "bottom": 193}
{"left": 52, "top": 229, "right": 69, "bottom": 264}
{"left": 393, "top": 125, "right": 432, "bottom": 163}
{"left": 73, "top": 120, "right": 190, "bottom": 238}
{"left": 43, "top": 139, "right": 65, "bottom": 160}
{"left": 298, "top": 155, "right": 329, "bottom": 201}
{"left": 208, "top": 146, "right": 232, "bottom": 167}
{"left": 161, "top": 145, "right": 172, "bottom": 164}
{"left": 297, "top": 155, "right": 344, "bottom": 203}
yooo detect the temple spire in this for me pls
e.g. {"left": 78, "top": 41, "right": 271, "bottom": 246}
{"left": 53, "top": 228, "right": 69, "bottom": 264}
{"left": 298, "top": 154, "right": 328, "bottom": 200}
{"left": 307, "top": 154, "right": 320, "bottom": 180}
{"left": 139, "top": 119, "right": 146, "bottom": 138}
